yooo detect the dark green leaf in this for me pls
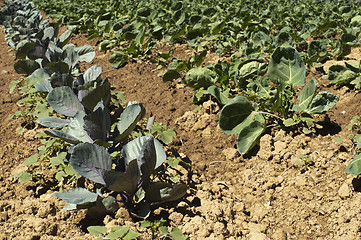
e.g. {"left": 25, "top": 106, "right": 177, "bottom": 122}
{"left": 237, "top": 120, "right": 265, "bottom": 154}
{"left": 14, "top": 60, "right": 40, "bottom": 74}
{"left": 137, "top": 138, "right": 157, "bottom": 182}
{"left": 104, "top": 160, "right": 140, "bottom": 193}
{"left": 219, "top": 96, "right": 255, "bottom": 134}
{"left": 109, "top": 51, "right": 128, "bottom": 68}
{"left": 162, "top": 70, "right": 181, "bottom": 82}
{"left": 145, "top": 182, "right": 187, "bottom": 203}
{"left": 207, "top": 85, "right": 230, "bottom": 105}
{"left": 183, "top": 67, "right": 217, "bottom": 89}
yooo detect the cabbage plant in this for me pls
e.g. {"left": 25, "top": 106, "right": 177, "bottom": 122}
{"left": 54, "top": 137, "right": 187, "bottom": 218}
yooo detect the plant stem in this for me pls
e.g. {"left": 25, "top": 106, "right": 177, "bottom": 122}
{"left": 255, "top": 111, "right": 284, "bottom": 120}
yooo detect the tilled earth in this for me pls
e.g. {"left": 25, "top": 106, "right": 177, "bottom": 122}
{"left": 1, "top": 22, "right": 361, "bottom": 239}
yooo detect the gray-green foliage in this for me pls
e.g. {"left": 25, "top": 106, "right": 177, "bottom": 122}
{"left": 55, "top": 137, "right": 187, "bottom": 218}
{"left": 268, "top": 47, "right": 306, "bottom": 87}
{"left": 2, "top": 0, "right": 186, "bottom": 220}
{"left": 328, "top": 61, "right": 361, "bottom": 89}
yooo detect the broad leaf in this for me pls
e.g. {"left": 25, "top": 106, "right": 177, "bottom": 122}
{"left": 104, "top": 226, "right": 130, "bottom": 240}
{"left": 101, "top": 196, "right": 119, "bottom": 212}
{"left": 121, "top": 136, "right": 166, "bottom": 169}
{"left": 104, "top": 160, "right": 140, "bottom": 193}
{"left": 42, "top": 26, "right": 55, "bottom": 40}
{"left": 306, "top": 91, "right": 338, "bottom": 114}
{"left": 45, "top": 129, "right": 81, "bottom": 144}
{"left": 162, "top": 70, "right": 181, "bottom": 82}
{"left": 75, "top": 45, "right": 95, "bottom": 62}
{"left": 346, "top": 153, "right": 361, "bottom": 175}
{"left": 15, "top": 41, "right": 35, "bottom": 59}
{"left": 50, "top": 73, "right": 73, "bottom": 88}
{"left": 83, "top": 65, "right": 102, "bottom": 83}
{"left": 59, "top": 29, "right": 72, "bottom": 46}
{"left": 36, "top": 117, "right": 71, "bottom": 128}
{"left": 145, "top": 182, "right": 187, "bottom": 203}
{"left": 237, "top": 120, "right": 265, "bottom": 154}
{"left": 183, "top": 67, "right": 217, "bottom": 89}
{"left": 219, "top": 95, "right": 256, "bottom": 134}
{"left": 66, "top": 111, "right": 93, "bottom": 143}
{"left": 70, "top": 143, "right": 112, "bottom": 185}
{"left": 81, "top": 80, "right": 111, "bottom": 111}
{"left": 109, "top": 51, "right": 128, "bottom": 68}
{"left": 87, "top": 226, "right": 107, "bottom": 236}
{"left": 63, "top": 46, "right": 80, "bottom": 70}
{"left": 207, "top": 85, "right": 230, "bottom": 105}
{"left": 268, "top": 47, "right": 305, "bottom": 87}
{"left": 292, "top": 79, "right": 316, "bottom": 112}
{"left": 46, "top": 61, "right": 69, "bottom": 74}
{"left": 328, "top": 65, "right": 357, "bottom": 84}
{"left": 237, "top": 60, "right": 267, "bottom": 80}
{"left": 35, "top": 79, "right": 53, "bottom": 92}
{"left": 116, "top": 102, "right": 145, "bottom": 141}
{"left": 84, "top": 107, "right": 111, "bottom": 142}
{"left": 29, "top": 68, "right": 51, "bottom": 86}
{"left": 137, "top": 138, "right": 157, "bottom": 182}
{"left": 23, "top": 154, "right": 38, "bottom": 166}
{"left": 47, "top": 86, "right": 83, "bottom": 117}
{"left": 169, "top": 228, "right": 187, "bottom": 240}
{"left": 14, "top": 59, "right": 40, "bottom": 74}
{"left": 53, "top": 188, "right": 98, "bottom": 205}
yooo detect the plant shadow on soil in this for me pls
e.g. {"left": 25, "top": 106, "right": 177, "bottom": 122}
{"left": 315, "top": 114, "right": 342, "bottom": 136}
{"left": 351, "top": 176, "right": 361, "bottom": 192}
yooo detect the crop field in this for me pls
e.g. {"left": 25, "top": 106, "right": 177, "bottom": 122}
{"left": 3, "top": 0, "right": 361, "bottom": 239}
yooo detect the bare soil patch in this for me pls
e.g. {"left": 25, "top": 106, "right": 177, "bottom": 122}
{"left": 1, "top": 25, "right": 361, "bottom": 240}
